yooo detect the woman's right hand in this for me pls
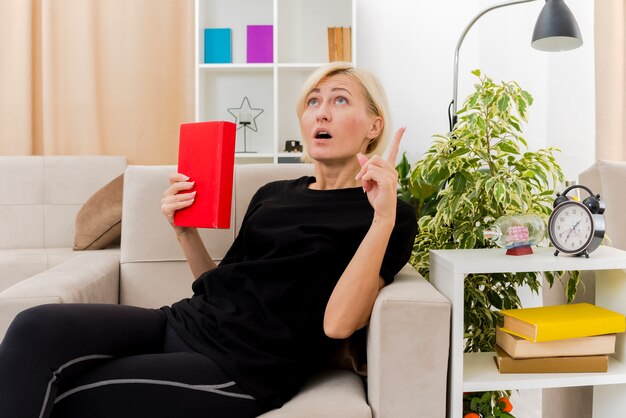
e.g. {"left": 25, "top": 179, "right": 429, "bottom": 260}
{"left": 161, "top": 172, "right": 217, "bottom": 276}
{"left": 161, "top": 172, "right": 197, "bottom": 234}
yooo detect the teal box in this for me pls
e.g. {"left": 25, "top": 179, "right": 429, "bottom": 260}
{"left": 204, "top": 28, "right": 232, "bottom": 63}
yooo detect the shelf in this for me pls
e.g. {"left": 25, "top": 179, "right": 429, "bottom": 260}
{"left": 464, "top": 352, "right": 626, "bottom": 392}
{"left": 196, "top": 0, "right": 273, "bottom": 65}
{"left": 196, "top": 0, "right": 355, "bottom": 161}
{"left": 277, "top": 0, "right": 353, "bottom": 64}
{"left": 198, "top": 63, "right": 332, "bottom": 72}
{"left": 430, "top": 246, "right": 626, "bottom": 275}
{"left": 198, "top": 64, "right": 274, "bottom": 71}
{"left": 235, "top": 153, "right": 274, "bottom": 159}
{"left": 276, "top": 63, "right": 329, "bottom": 71}
{"left": 429, "top": 245, "right": 626, "bottom": 417}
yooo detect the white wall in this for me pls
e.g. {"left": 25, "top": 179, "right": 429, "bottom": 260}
{"left": 357, "top": 0, "right": 595, "bottom": 181}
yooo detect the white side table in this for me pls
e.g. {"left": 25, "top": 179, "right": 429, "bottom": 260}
{"left": 429, "top": 246, "right": 626, "bottom": 417}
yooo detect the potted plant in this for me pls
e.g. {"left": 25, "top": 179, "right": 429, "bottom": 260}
{"left": 400, "top": 70, "right": 579, "bottom": 416}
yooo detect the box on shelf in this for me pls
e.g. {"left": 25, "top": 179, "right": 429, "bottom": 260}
{"left": 247, "top": 25, "right": 273, "bottom": 63}
{"left": 204, "top": 28, "right": 232, "bottom": 63}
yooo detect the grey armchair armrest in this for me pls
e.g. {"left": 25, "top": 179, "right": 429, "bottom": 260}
{"left": 0, "top": 251, "right": 120, "bottom": 341}
{"left": 368, "top": 264, "right": 451, "bottom": 418}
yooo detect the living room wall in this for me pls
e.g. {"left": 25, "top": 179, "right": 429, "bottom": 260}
{"left": 358, "top": 0, "right": 594, "bottom": 181}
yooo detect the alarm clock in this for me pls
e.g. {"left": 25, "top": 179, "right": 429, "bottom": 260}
{"left": 548, "top": 185, "right": 605, "bottom": 258}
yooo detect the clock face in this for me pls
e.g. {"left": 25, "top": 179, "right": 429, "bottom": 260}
{"left": 548, "top": 201, "right": 595, "bottom": 254}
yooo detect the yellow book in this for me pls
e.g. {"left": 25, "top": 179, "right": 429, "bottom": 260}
{"left": 500, "top": 303, "right": 625, "bottom": 342}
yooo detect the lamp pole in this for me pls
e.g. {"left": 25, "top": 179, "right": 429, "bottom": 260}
{"left": 451, "top": 0, "right": 538, "bottom": 131}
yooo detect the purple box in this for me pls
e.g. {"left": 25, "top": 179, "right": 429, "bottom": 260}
{"left": 247, "top": 25, "right": 273, "bottom": 63}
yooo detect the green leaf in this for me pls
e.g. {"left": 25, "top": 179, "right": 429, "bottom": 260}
{"left": 396, "top": 152, "right": 410, "bottom": 179}
{"left": 449, "top": 147, "right": 471, "bottom": 159}
{"left": 462, "top": 234, "right": 477, "bottom": 249}
{"left": 497, "top": 95, "right": 510, "bottom": 113}
{"left": 452, "top": 172, "right": 468, "bottom": 193}
{"left": 566, "top": 271, "right": 580, "bottom": 303}
{"left": 515, "top": 96, "right": 528, "bottom": 120}
{"left": 486, "top": 289, "right": 503, "bottom": 309}
{"left": 471, "top": 69, "right": 482, "bottom": 77}
{"left": 495, "top": 141, "right": 519, "bottom": 154}
{"left": 470, "top": 397, "right": 479, "bottom": 411}
{"left": 495, "top": 183, "right": 506, "bottom": 203}
{"left": 521, "top": 89, "right": 534, "bottom": 105}
{"left": 481, "top": 392, "right": 492, "bottom": 403}
{"left": 482, "top": 93, "right": 495, "bottom": 108}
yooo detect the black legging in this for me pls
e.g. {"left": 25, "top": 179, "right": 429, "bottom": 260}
{"left": 0, "top": 304, "right": 265, "bottom": 418}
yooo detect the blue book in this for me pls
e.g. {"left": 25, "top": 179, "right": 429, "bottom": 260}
{"left": 204, "top": 28, "right": 232, "bottom": 63}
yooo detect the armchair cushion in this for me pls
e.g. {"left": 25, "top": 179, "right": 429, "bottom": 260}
{"left": 0, "top": 250, "right": 120, "bottom": 341}
{"left": 259, "top": 369, "right": 371, "bottom": 418}
{"left": 74, "top": 173, "right": 124, "bottom": 250}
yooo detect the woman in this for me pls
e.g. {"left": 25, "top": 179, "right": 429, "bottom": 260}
{"left": 0, "top": 62, "right": 417, "bottom": 418}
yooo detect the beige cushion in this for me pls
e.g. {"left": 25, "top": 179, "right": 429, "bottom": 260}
{"left": 120, "top": 165, "right": 235, "bottom": 265}
{"left": 119, "top": 262, "right": 194, "bottom": 307}
{"left": 74, "top": 174, "right": 124, "bottom": 250}
{"left": 0, "top": 251, "right": 120, "bottom": 341}
{"left": 0, "top": 206, "right": 45, "bottom": 249}
{"left": 0, "top": 251, "right": 48, "bottom": 291}
{"left": 0, "top": 248, "right": 77, "bottom": 292}
{"left": 259, "top": 369, "right": 371, "bottom": 418}
{"left": 0, "top": 156, "right": 127, "bottom": 250}
{"left": 0, "top": 157, "right": 44, "bottom": 205}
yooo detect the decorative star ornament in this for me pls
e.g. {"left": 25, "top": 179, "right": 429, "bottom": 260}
{"left": 227, "top": 97, "right": 264, "bottom": 132}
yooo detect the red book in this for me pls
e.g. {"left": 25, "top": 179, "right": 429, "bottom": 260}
{"left": 174, "top": 121, "right": 236, "bottom": 229}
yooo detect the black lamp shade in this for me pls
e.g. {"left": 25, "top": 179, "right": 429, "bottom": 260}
{"left": 532, "top": 0, "right": 583, "bottom": 51}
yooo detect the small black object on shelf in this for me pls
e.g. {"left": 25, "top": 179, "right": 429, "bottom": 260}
{"left": 284, "top": 140, "right": 302, "bottom": 153}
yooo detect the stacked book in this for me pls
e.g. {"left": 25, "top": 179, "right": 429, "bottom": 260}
{"left": 494, "top": 303, "right": 626, "bottom": 373}
{"left": 327, "top": 27, "right": 352, "bottom": 62}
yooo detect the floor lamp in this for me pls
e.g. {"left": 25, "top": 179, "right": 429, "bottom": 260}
{"left": 450, "top": 0, "right": 583, "bottom": 131}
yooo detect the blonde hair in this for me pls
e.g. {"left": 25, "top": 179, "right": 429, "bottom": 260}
{"left": 296, "top": 62, "right": 390, "bottom": 162}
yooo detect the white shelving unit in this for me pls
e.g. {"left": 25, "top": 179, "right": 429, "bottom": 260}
{"left": 429, "top": 246, "right": 626, "bottom": 417}
{"left": 195, "top": 0, "right": 356, "bottom": 164}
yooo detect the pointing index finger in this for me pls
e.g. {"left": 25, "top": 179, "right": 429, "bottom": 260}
{"left": 386, "top": 127, "right": 406, "bottom": 165}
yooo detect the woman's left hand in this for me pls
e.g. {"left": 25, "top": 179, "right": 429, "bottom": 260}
{"left": 355, "top": 127, "right": 406, "bottom": 220}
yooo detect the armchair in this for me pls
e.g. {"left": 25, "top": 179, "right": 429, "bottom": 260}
{"left": 579, "top": 160, "right": 626, "bottom": 250}
{"left": 0, "top": 163, "right": 451, "bottom": 417}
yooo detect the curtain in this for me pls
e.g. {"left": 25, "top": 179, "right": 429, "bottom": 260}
{"left": 595, "top": 0, "right": 626, "bottom": 162}
{"left": 0, "top": 0, "right": 193, "bottom": 164}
